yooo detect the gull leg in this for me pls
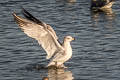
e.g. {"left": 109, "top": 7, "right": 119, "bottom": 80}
{"left": 55, "top": 61, "right": 57, "bottom": 67}
{"left": 46, "top": 61, "right": 55, "bottom": 67}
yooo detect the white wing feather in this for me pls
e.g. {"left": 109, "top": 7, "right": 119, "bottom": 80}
{"left": 13, "top": 13, "right": 64, "bottom": 59}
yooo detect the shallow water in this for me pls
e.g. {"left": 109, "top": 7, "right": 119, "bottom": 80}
{"left": 0, "top": 0, "right": 120, "bottom": 80}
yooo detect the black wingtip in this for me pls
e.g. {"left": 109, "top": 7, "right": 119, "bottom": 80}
{"left": 21, "top": 8, "right": 39, "bottom": 23}
{"left": 21, "top": 8, "right": 46, "bottom": 26}
{"left": 12, "top": 12, "right": 17, "bottom": 18}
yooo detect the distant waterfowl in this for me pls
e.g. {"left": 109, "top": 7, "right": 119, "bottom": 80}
{"left": 67, "top": 0, "right": 76, "bottom": 3}
{"left": 91, "top": 0, "right": 115, "bottom": 10}
{"left": 13, "top": 8, "right": 74, "bottom": 68}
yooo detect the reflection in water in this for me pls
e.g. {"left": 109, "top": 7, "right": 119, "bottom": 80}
{"left": 91, "top": 8, "right": 115, "bottom": 28}
{"left": 43, "top": 68, "right": 74, "bottom": 80}
{"left": 101, "top": 8, "right": 114, "bottom": 16}
{"left": 92, "top": 8, "right": 115, "bottom": 16}
{"left": 91, "top": 8, "right": 116, "bottom": 38}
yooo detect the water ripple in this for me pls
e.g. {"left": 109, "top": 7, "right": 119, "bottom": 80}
{"left": 0, "top": 0, "right": 120, "bottom": 80}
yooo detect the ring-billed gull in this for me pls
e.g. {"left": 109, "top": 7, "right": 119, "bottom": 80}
{"left": 13, "top": 8, "right": 74, "bottom": 68}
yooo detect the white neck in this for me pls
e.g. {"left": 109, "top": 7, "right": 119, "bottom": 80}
{"left": 62, "top": 41, "right": 72, "bottom": 53}
{"left": 62, "top": 41, "right": 72, "bottom": 62}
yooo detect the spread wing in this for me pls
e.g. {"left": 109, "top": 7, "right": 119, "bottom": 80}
{"left": 13, "top": 13, "right": 64, "bottom": 59}
{"left": 21, "top": 8, "right": 59, "bottom": 40}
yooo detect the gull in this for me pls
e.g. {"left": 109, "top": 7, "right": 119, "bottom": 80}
{"left": 13, "top": 8, "right": 74, "bottom": 68}
{"left": 91, "top": 0, "right": 115, "bottom": 10}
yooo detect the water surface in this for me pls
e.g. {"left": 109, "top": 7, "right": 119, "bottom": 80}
{"left": 0, "top": 0, "right": 120, "bottom": 80}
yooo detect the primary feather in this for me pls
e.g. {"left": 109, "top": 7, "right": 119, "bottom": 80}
{"left": 13, "top": 13, "right": 64, "bottom": 60}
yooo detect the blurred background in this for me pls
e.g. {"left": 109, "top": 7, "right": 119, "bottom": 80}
{"left": 0, "top": 0, "right": 120, "bottom": 80}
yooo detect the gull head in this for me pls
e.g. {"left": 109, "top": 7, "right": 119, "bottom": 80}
{"left": 64, "top": 36, "right": 75, "bottom": 42}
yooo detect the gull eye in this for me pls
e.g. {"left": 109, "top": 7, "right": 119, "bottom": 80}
{"left": 67, "top": 37, "right": 71, "bottom": 39}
